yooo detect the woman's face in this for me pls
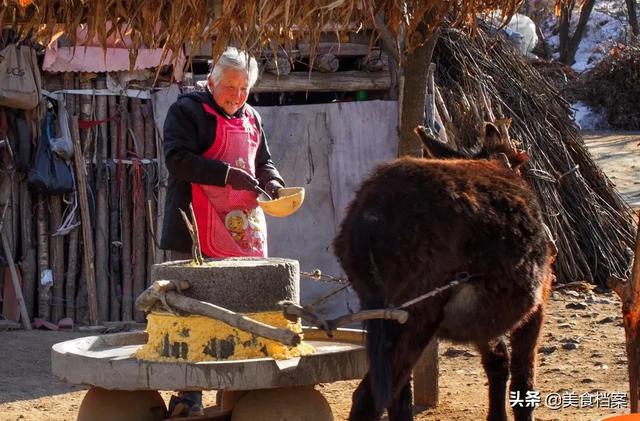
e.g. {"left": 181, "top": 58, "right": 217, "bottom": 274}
{"left": 209, "top": 68, "right": 250, "bottom": 116}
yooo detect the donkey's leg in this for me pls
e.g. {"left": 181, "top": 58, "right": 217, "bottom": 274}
{"left": 478, "top": 338, "right": 510, "bottom": 421}
{"left": 510, "top": 305, "right": 544, "bottom": 421}
{"left": 349, "top": 374, "right": 384, "bottom": 421}
{"left": 386, "top": 380, "right": 412, "bottom": 421}
{"left": 349, "top": 312, "right": 441, "bottom": 421}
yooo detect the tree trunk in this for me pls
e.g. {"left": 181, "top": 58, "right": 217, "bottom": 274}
{"left": 49, "top": 195, "right": 64, "bottom": 323}
{"left": 627, "top": 0, "right": 639, "bottom": 36}
{"left": 398, "top": 26, "right": 439, "bottom": 157}
{"left": 559, "top": 0, "right": 596, "bottom": 65}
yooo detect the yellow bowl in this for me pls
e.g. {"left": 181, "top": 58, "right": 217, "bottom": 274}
{"left": 258, "top": 187, "right": 305, "bottom": 218}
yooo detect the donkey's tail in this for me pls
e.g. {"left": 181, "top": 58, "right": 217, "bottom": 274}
{"left": 356, "top": 212, "right": 394, "bottom": 413}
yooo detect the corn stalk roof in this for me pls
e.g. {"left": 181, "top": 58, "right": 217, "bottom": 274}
{"left": 3, "top": 0, "right": 526, "bottom": 64}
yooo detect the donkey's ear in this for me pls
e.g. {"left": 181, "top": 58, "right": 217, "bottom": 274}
{"left": 414, "top": 126, "right": 466, "bottom": 159}
{"left": 483, "top": 122, "right": 502, "bottom": 148}
{"left": 509, "top": 151, "right": 529, "bottom": 171}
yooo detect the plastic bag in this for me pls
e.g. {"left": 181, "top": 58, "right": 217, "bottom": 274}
{"left": 27, "top": 112, "right": 75, "bottom": 196}
{"left": 49, "top": 101, "right": 74, "bottom": 160}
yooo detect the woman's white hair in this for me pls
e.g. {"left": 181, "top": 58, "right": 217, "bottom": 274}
{"left": 209, "top": 47, "right": 259, "bottom": 88}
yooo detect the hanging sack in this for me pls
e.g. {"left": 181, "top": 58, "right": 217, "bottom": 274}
{"left": 27, "top": 111, "right": 75, "bottom": 195}
{"left": 49, "top": 101, "right": 74, "bottom": 160}
{"left": 0, "top": 44, "right": 42, "bottom": 110}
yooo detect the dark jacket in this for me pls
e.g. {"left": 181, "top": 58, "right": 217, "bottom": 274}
{"left": 159, "top": 91, "right": 283, "bottom": 253}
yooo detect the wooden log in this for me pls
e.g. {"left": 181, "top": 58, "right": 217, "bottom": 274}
{"left": 252, "top": 71, "right": 390, "bottom": 93}
{"left": 135, "top": 287, "right": 301, "bottom": 347}
{"left": 143, "top": 101, "right": 157, "bottom": 280}
{"left": 95, "top": 77, "right": 110, "bottom": 321}
{"left": 63, "top": 73, "right": 77, "bottom": 117}
{"left": 19, "top": 178, "right": 36, "bottom": 319}
{"left": 65, "top": 227, "right": 79, "bottom": 321}
{"left": 49, "top": 195, "right": 64, "bottom": 323}
{"left": 108, "top": 95, "right": 121, "bottom": 320}
{"left": 71, "top": 117, "right": 99, "bottom": 325}
{"left": 35, "top": 195, "right": 51, "bottom": 320}
{"left": 1, "top": 230, "right": 32, "bottom": 330}
{"left": 609, "top": 211, "right": 640, "bottom": 412}
{"left": 132, "top": 161, "right": 147, "bottom": 322}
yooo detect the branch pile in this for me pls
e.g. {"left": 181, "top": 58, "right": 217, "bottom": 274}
{"left": 433, "top": 25, "right": 636, "bottom": 284}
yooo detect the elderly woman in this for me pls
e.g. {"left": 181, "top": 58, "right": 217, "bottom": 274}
{"left": 160, "top": 47, "right": 285, "bottom": 416}
{"left": 161, "top": 47, "right": 285, "bottom": 260}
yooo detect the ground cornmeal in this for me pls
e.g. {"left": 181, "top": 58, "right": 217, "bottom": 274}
{"left": 135, "top": 311, "right": 314, "bottom": 362}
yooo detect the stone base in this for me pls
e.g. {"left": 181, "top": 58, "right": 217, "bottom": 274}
{"left": 231, "top": 386, "right": 333, "bottom": 421}
{"left": 77, "top": 387, "right": 166, "bottom": 421}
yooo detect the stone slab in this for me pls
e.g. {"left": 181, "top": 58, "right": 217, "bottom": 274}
{"left": 51, "top": 329, "right": 366, "bottom": 391}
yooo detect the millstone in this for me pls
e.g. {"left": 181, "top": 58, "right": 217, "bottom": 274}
{"left": 151, "top": 257, "right": 300, "bottom": 312}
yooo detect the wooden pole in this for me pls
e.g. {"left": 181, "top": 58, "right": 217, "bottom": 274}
{"left": 610, "top": 212, "right": 640, "bottom": 412}
{"left": 65, "top": 227, "right": 78, "bottom": 321}
{"left": 70, "top": 116, "right": 99, "bottom": 325}
{"left": 1, "top": 230, "right": 32, "bottom": 330}
{"left": 95, "top": 77, "right": 110, "bottom": 321}
{"left": 36, "top": 195, "right": 51, "bottom": 321}
{"left": 49, "top": 195, "right": 64, "bottom": 322}
{"left": 132, "top": 160, "right": 147, "bottom": 322}
{"left": 108, "top": 95, "right": 122, "bottom": 321}
{"left": 19, "top": 178, "right": 36, "bottom": 319}
{"left": 120, "top": 97, "right": 133, "bottom": 321}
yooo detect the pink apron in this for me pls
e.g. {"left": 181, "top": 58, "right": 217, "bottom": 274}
{"left": 191, "top": 103, "right": 267, "bottom": 258}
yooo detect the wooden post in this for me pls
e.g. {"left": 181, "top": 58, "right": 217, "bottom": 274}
{"left": 65, "top": 227, "right": 79, "bottom": 321}
{"left": 95, "top": 77, "right": 110, "bottom": 321}
{"left": 19, "top": 178, "right": 36, "bottom": 319}
{"left": 119, "top": 97, "right": 133, "bottom": 321}
{"left": 610, "top": 211, "right": 640, "bottom": 412}
{"left": 1, "top": 230, "right": 32, "bottom": 330}
{"left": 108, "top": 95, "right": 121, "bottom": 321}
{"left": 132, "top": 160, "right": 147, "bottom": 322}
{"left": 49, "top": 195, "right": 64, "bottom": 323}
{"left": 70, "top": 116, "right": 99, "bottom": 325}
{"left": 36, "top": 195, "right": 51, "bottom": 321}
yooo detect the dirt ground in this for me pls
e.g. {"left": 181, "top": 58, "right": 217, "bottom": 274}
{"left": 0, "top": 132, "right": 638, "bottom": 421}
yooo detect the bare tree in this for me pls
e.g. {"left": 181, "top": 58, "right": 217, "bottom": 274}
{"left": 626, "top": 0, "right": 639, "bottom": 36}
{"left": 558, "top": 0, "right": 597, "bottom": 65}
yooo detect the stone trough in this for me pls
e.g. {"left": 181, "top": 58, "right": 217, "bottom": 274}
{"left": 51, "top": 257, "right": 367, "bottom": 420}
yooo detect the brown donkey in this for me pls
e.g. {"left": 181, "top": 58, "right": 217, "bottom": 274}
{"left": 333, "top": 124, "right": 554, "bottom": 421}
